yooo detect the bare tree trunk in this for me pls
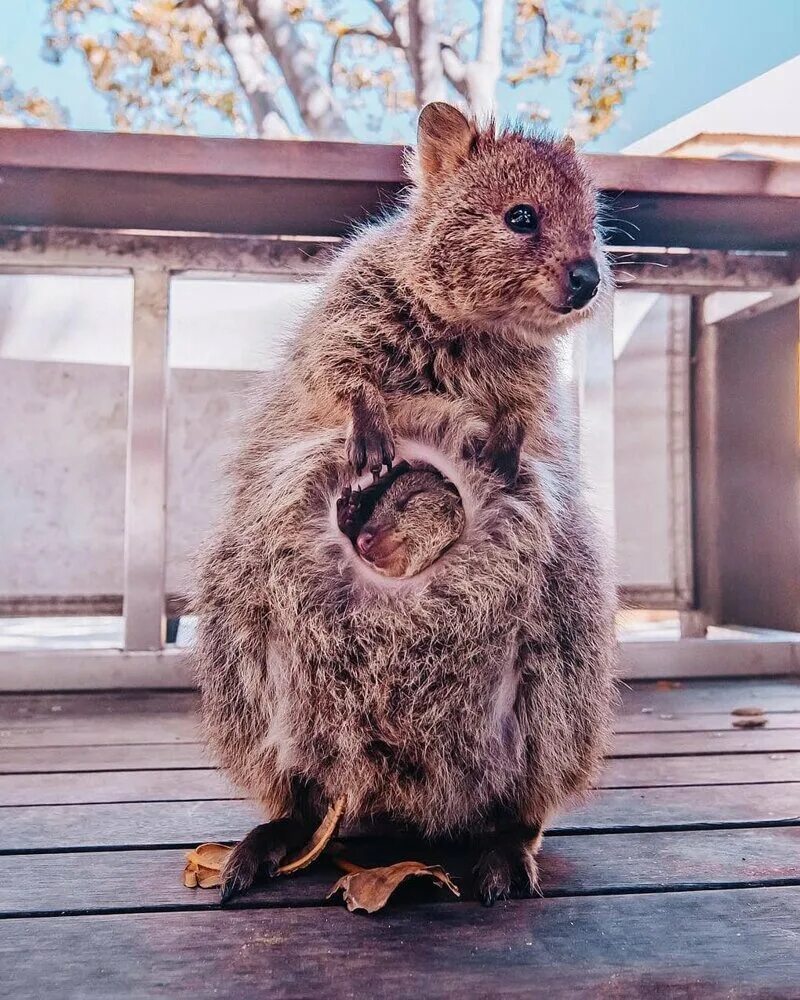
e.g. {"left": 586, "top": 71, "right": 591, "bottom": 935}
{"left": 244, "top": 0, "right": 350, "bottom": 139}
{"left": 465, "top": 0, "right": 505, "bottom": 118}
{"left": 201, "top": 0, "right": 291, "bottom": 137}
{"left": 406, "top": 0, "right": 447, "bottom": 105}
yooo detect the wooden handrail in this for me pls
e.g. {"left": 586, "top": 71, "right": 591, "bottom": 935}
{"left": 1, "top": 128, "right": 800, "bottom": 247}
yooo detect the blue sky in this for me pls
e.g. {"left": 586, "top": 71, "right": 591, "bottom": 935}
{"left": 1, "top": 0, "right": 799, "bottom": 150}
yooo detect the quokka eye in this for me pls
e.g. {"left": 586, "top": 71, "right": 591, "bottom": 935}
{"left": 504, "top": 204, "right": 539, "bottom": 235}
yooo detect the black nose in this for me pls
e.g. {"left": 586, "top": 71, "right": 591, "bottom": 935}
{"left": 567, "top": 258, "right": 600, "bottom": 309}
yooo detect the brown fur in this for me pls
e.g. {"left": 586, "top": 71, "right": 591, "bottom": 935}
{"left": 193, "top": 104, "right": 617, "bottom": 904}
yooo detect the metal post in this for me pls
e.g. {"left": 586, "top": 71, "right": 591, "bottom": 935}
{"left": 690, "top": 296, "right": 723, "bottom": 625}
{"left": 123, "top": 269, "right": 170, "bottom": 651}
{"left": 573, "top": 291, "right": 616, "bottom": 552}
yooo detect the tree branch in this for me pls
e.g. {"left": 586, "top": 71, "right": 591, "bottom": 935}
{"left": 244, "top": 0, "right": 350, "bottom": 139}
{"left": 328, "top": 25, "right": 401, "bottom": 87}
{"left": 197, "top": 0, "right": 291, "bottom": 137}
{"left": 440, "top": 43, "right": 468, "bottom": 98}
{"left": 464, "top": 0, "right": 505, "bottom": 117}
{"left": 406, "top": 0, "right": 447, "bottom": 105}
{"left": 365, "top": 0, "right": 408, "bottom": 45}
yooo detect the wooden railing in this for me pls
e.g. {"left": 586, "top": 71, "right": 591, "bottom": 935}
{"left": 0, "top": 132, "right": 798, "bottom": 687}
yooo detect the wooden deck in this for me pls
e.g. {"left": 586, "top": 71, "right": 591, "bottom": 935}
{"left": 2, "top": 676, "right": 800, "bottom": 998}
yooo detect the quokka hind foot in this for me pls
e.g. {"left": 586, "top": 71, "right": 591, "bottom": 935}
{"left": 219, "top": 818, "right": 310, "bottom": 904}
{"left": 473, "top": 828, "right": 541, "bottom": 907}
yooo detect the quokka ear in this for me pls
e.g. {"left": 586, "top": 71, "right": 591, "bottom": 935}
{"left": 561, "top": 134, "right": 577, "bottom": 153}
{"left": 417, "top": 102, "right": 476, "bottom": 181}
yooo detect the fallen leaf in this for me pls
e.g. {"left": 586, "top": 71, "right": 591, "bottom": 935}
{"left": 327, "top": 859, "right": 460, "bottom": 914}
{"left": 197, "top": 868, "right": 224, "bottom": 889}
{"left": 277, "top": 797, "right": 346, "bottom": 875}
{"left": 186, "top": 843, "right": 231, "bottom": 871}
{"left": 182, "top": 797, "right": 346, "bottom": 889}
{"left": 183, "top": 843, "right": 232, "bottom": 889}
{"left": 731, "top": 707, "right": 765, "bottom": 717}
{"left": 732, "top": 717, "right": 767, "bottom": 729}
{"left": 655, "top": 680, "right": 681, "bottom": 690}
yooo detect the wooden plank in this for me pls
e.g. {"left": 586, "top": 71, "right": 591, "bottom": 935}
{"left": 4, "top": 128, "right": 800, "bottom": 248}
{"left": 0, "top": 691, "right": 198, "bottom": 748}
{"left": 3, "top": 684, "right": 798, "bottom": 746}
{"left": 620, "top": 678, "right": 800, "bottom": 715}
{"left": 0, "top": 690, "right": 196, "bottom": 719}
{"left": 0, "top": 800, "right": 263, "bottom": 852}
{"left": 4, "top": 783, "right": 800, "bottom": 853}
{"left": 614, "top": 711, "right": 800, "bottom": 732}
{"left": 12, "top": 707, "right": 800, "bottom": 747}
{"left": 0, "top": 649, "right": 194, "bottom": 691}
{"left": 614, "top": 730, "right": 800, "bottom": 756}
{"left": 3, "top": 887, "right": 800, "bottom": 998}
{"left": 0, "top": 769, "right": 233, "bottom": 807}
{"left": 5, "top": 750, "right": 798, "bottom": 805}
{"left": 6, "top": 128, "right": 800, "bottom": 197}
{"left": 5, "top": 730, "right": 800, "bottom": 775}
{"left": 0, "top": 743, "right": 210, "bottom": 774}
{"left": 601, "top": 753, "right": 800, "bottom": 788}
{"left": 619, "top": 638, "right": 800, "bottom": 679}
{"left": 2, "top": 826, "right": 800, "bottom": 917}
{"left": 0, "top": 715, "right": 198, "bottom": 748}
{"left": 564, "top": 782, "right": 800, "bottom": 832}
{"left": 2, "top": 681, "right": 795, "bottom": 734}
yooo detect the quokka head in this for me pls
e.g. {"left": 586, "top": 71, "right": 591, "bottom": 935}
{"left": 404, "top": 102, "right": 610, "bottom": 339}
{"left": 355, "top": 466, "right": 465, "bottom": 579}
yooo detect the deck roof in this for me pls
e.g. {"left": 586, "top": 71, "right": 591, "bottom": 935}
{"left": 2, "top": 128, "right": 800, "bottom": 250}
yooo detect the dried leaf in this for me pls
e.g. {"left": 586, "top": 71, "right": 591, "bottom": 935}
{"left": 277, "top": 797, "right": 346, "bottom": 875}
{"left": 327, "top": 860, "right": 460, "bottom": 913}
{"left": 197, "top": 868, "right": 223, "bottom": 889}
{"left": 186, "top": 843, "right": 232, "bottom": 871}
{"left": 182, "top": 797, "right": 346, "bottom": 889}
{"left": 183, "top": 843, "right": 232, "bottom": 889}
{"left": 731, "top": 707, "right": 765, "bottom": 717}
{"left": 732, "top": 717, "right": 767, "bottom": 729}
{"left": 655, "top": 680, "right": 681, "bottom": 690}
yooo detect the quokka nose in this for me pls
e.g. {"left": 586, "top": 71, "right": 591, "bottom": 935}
{"left": 357, "top": 529, "right": 376, "bottom": 556}
{"left": 567, "top": 258, "right": 600, "bottom": 309}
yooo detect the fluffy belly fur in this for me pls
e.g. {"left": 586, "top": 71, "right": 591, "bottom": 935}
{"left": 193, "top": 424, "right": 617, "bottom": 838}
{"left": 263, "top": 604, "right": 526, "bottom": 834}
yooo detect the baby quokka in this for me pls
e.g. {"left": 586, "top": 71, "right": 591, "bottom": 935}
{"left": 194, "top": 102, "right": 616, "bottom": 906}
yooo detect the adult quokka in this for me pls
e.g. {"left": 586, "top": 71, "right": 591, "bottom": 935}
{"left": 193, "top": 102, "right": 617, "bottom": 906}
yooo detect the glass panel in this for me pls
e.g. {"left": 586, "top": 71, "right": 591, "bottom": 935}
{"left": 165, "top": 275, "right": 320, "bottom": 615}
{"left": 0, "top": 273, "right": 132, "bottom": 650}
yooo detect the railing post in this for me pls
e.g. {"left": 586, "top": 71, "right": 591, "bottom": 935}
{"left": 573, "top": 292, "right": 616, "bottom": 552}
{"left": 123, "top": 269, "right": 170, "bottom": 651}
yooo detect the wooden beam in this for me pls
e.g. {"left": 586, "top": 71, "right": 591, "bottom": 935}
{"left": 3, "top": 130, "right": 800, "bottom": 248}
{"left": 2, "top": 227, "right": 796, "bottom": 289}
